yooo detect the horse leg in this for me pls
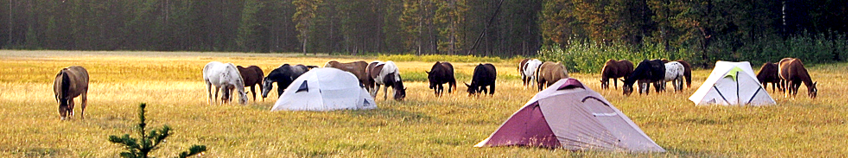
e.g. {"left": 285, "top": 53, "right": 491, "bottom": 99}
{"left": 276, "top": 82, "right": 284, "bottom": 98}
{"left": 382, "top": 84, "right": 389, "bottom": 100}
{"left": 522, "top": 75, "right": 527, "bottom": 90}
{"left": 214, "top": 86, "right": 221, "bottom": 105}
{"left": 613, "top": 78, "right": 618, "bottom": 90}
{"left": 250, "top": 85, "right": 257, "bottom": 103}
{"left": 489, "top": 84, "right": 496, "bottom": 96}
{"left": 81, "top": 91, "right": 87, "bottom": 119}
{"left": 68, "top": 98, "right": 75, "bottom": 118}
{"left": 207, "top": 83, "right": 213, "bottom": 105}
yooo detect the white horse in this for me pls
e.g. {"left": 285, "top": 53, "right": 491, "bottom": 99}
{"left": 367, "top": 61, "right": 407, "bottom": 101}
{"left": 203, "top": 61, "right": 248, "bottom": 105}
{"left": 521, "top": 59, "right": 542, "bottom": 89}
{"left": 659, "top": 61, "right": 685, "bottom": 92}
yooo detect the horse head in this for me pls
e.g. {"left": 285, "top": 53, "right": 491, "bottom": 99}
{"left": 600, "top": 79, "right": 609, "bottom": 89}
{"left": 465, "top": 82, "right": 478, "bottom": 96}
{"left": 393, "top": 80, "right": 407, "bottom": 101}
{"left": 261, "top": 77, "right": 274, "bottom": 98}
{"left": 809, "top": 81, "right": 818, "bottom": 98}
{"left": 622, "top": 79, "right": 634, "bottom": 96}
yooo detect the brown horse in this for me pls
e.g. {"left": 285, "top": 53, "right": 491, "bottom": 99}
{"left": 779, "top": 58, "right": 817, "bottom": 98}
{"left": 756, "top": 62, "right": 782, "bottom": 92}
{"left": 535, "top": 62, "right": 569, "bottom": 91}
{"left": 53, "top": 66, "right": 89, "bottom": 120}
{"left": 325, "top": 60, "right": 370, "bottom": 91}
{"left": 600, "top": 59, "right": 633, "bottom": 89}
{"left": 237, "top": 65, "right": 264, "bottom": 102}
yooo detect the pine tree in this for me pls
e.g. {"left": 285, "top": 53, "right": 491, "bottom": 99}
{"left": 108, "top": 103, "right": 207, "bottom": 158}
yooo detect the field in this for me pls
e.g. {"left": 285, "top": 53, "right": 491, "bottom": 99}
{"left": 1, "top": 50, "right": 846, "bottom": 157}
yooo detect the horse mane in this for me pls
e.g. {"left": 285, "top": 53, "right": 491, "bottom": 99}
{"left": 601, "top": 59, "right": 615, "bottom": 80}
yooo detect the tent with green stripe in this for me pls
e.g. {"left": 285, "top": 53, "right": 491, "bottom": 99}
{"left": 689, "top": 61, "right": 775, "bottom": 106}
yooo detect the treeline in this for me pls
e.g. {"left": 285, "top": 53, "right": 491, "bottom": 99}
{"left": 1, "top": 0, "right": 846, "bottom": 59}
{"left": 538, "top": 0, "right": 848, "bottom": 70}
{"left": 0, "top": 0, "right": 540, "bottom": 56}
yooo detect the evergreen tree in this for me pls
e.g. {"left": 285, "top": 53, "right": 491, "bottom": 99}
{"left": 108, "top": 103, "right": 207, "bottom": 158}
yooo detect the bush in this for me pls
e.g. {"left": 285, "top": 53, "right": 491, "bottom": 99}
{"left": 537, "top": 39, "right": 694, "bottom": 73}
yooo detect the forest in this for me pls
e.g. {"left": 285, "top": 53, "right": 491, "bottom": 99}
{"left": 1, "top": 0, "right": 846, "bottom": 60}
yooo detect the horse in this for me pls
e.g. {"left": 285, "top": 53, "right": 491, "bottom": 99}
{"left": 426, "top": 61, "right": 457, "bottom": 97}
{"left": 519, "top": 59, "right": 542, "bottom": 90}
{"left": 466, "top": 63, "right": 497, "bottom": 96}
{"left": 661, "top": 59, "right": 692, "bottom": 88}
{"left": 778, "top": 58, "right": 817, "bottom": 98}
{"left": 236, "top": 65, "right": 264, "bottom": 102}
{"left": 623, "top": 59, "right": 665, "bottom": 96}
{"left": 756, "top": 62, "right": 782, "bottom": 92}
{"left": 324, "top": 60, "right": 371, "bottom": 91}
{"left": 53, "top": 66, "right": 89, "bottom": 120}
{"left": 203, "top": 61, "right": 248, "bottom": 105}
{"left": 535, "top": 62, "right": 569, "bottom": 91}
{"left": 367, "top": 61, "right": 407, "bottom": 101}
{"left": 600, "top": 59, "right": 633, "bottom": 89}
{"left": 261, "top": 64, "right": 309, "bottom": 100}
{"left": 657, "top": 61, "right": 685, "bottom": 92}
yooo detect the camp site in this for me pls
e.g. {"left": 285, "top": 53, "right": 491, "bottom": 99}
{"left": 1, "top": 0, "right": 847, "bottom": 157}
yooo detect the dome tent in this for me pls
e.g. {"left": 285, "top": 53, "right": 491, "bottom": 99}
{"left": 475, "top": 78, "right": 665, "bottom": 152}
{"left": 688, "top": 61, "right": 775, "bottom": 106}
{"left": 271, "top": 68, "right": 376, "bottom": 111}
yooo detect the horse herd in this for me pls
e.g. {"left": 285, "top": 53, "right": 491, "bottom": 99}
{"left": 595, "top": 57, "right": 817, "bottom": 98}
{"left": 50, "top": 57, "right": 818, "bottom": 120}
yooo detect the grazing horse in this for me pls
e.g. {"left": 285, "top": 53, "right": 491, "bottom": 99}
{"left": 778, "top": 58, "right": 817, "bottom": 98}
{"left": 535, "top": 62, "right": 569, "bottom": 91}
{"left": 236, "top": 65, "right": 264, "bottom": 102}
{"left": 757, "top": 62, "right": 782, "bottom": 92}
{"left": 466, "top": 63, "right": 497, "bottom": 96}
{"left": 661, "top": 59, "right": 692, "bottom": 88}
{"left": 261, "top": 64, "right": 309, "bottom": 99}
{"left": 519, "top": 59, "right": 542, "bottom": 90}
{"left": 324, "top": 60, "right": 371, "bottom": 91}
{"left": 623, "top": 59, "right": 665, "bottom": 96}
{"left": 53, "top": 66, "right": 89, "bottom": 120}
{"left": 367, "top": 61, "right": 407, "bottom": 101}
{"left": 658, "top": 61, "right": 685, "bottom": 92}
{"left": 427, "top": 61, "right": 457, "bottom": 97}
{"left": 203, "top": 61, "right": 248, "bottom": 105}
{"left": 600, "top": 59, "right": 633, "bottom": 89}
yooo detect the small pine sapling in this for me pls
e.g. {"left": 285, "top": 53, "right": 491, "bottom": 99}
{"left": 108, "top": 103, "right": 207, "bottom": 158}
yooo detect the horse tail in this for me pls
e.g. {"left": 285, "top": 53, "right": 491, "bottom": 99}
{"left": 60, "top": 70, "right": 71, "bottom": 98}
{"left": 677, "top": 60, "right": 692, "bottom": 88}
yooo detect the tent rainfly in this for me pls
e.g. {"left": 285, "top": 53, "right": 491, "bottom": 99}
{"left": 271, "top": 68, "right": 377, "bottom": 111}
{"left": 475, "top": 78, "right": 665, "bottom": 152}
{"left": 689, "top": 61, "right": 776, "bottom": 106}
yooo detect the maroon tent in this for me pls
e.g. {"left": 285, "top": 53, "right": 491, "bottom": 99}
{"left": 475, "top": 78, "right": 665, "bottom": 152}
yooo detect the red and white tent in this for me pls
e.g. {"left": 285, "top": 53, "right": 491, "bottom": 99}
{"left": 475, "top": 78, "right": 665, "bottom": 152}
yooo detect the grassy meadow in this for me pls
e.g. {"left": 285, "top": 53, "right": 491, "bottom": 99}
{"left": 0, "top": 50, "right": 846, "bottom": 157}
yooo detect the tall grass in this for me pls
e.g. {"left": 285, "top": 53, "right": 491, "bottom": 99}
{"left": 1, "top": 51, "right": 847, "bottom": 157}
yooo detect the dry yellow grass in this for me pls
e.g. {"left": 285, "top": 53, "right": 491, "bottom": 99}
{"left": 0, "top": 50, "right": 846, "bottom": 157}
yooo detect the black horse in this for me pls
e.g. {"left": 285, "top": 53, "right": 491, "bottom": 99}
{"left": 623, "top": 59, "right": 665, "bottom": 96}
{"left": 261, "top": 64, "right": 309, "bottom": 99}
{"left": 465, "top": 63, "right": 497, "bottom": 96}
{"left": 426, "top": 61, "right": 457, "bottom": 97}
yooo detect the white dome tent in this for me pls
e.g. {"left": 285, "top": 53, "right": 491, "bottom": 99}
{"left": 689, "top": 61, "right": 776, "bottom": 106}
{"left": 271, "top": 68, "right": 376, "bottom": 111}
